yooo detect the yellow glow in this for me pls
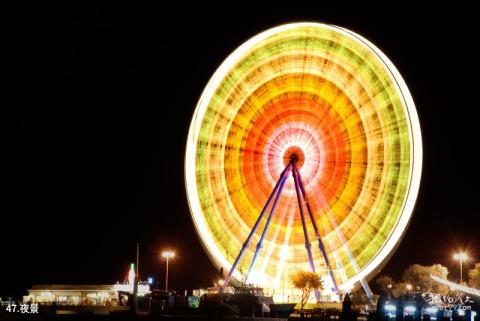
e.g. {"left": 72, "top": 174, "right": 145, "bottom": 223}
{"left": 185, "top": 22, "right": 422, "bottom": 290}
{"left": 162, "top": 251, "right": 175, "bottom": 258}
{"left": 453, "top": 252, "right": 468, "bottom": 261}
{"left": 280, "top": 248, "right": 291, "bottom": 260}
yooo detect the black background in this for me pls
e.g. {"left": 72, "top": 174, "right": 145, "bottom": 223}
{"left": 2, "top": 4, "right": 479, "bottom": 298}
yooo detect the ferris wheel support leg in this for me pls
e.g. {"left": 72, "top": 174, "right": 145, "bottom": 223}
{"left": 245, "top": 166, "right": 290, "bottom": 283}
{"left": 360, "top": 278, "right": 374, "bottom": 303}
{"left": 222, "top": 163, "right": 292, "bottom": 289}
{"left": 294, "top": 165, "right": 339, "bottom": 293}
{"left": 317, "top": 191, "right": 374, "bottom": 302}
{"left": 292, "top": 162, "right": 321, "bottom": 302}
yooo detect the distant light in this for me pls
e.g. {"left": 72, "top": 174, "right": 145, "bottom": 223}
{"left": 426, "top": 307, "right": 438, "bottom": 315}
{"left": 406, "top": 284, "right": 413, "bottom": 291}
{"left": 218, "top": 279, "right": 225, "bottom": 286}
{"left": 147, "top": 277, "right": 153, "bottom": 285}
{"left": 385, "top": 304, "right": 396, "bottom": 312}
{"left": 114, "top": 283, "right": 151, "bottom": 295}
{"left": 453, "top": 252, "right": 468, "bottom": 261}
{"left": 457, "top": 309, "right": 465, "bottom": 316}
{"left": 162, "top": 251, "right": 175, "bottom": 258}
{"left": 128, "top": 263, "right": 135, "bottom": 286}
{"left": 405, "top": 306, "right": 416, "bottom": 313}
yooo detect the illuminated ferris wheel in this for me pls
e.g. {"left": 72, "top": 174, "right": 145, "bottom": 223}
{"left": 185, "top": 22, "right": 422, "bottom": 299}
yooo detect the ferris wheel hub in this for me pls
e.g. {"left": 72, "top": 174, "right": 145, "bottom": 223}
{"left": 283, "top": 146, "right": 305, "bottom": 169}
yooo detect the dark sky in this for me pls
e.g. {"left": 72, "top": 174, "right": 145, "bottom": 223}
{"left": 2, "top": 4, "right": 479, "bottom": 298}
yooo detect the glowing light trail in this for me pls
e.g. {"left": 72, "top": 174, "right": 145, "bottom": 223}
{"left": 185, "top": 22, "right": 422, "bottom": 295}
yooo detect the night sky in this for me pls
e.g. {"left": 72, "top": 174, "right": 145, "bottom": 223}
{"left": 2, "top": 4, "right": 479, "bottom": 299}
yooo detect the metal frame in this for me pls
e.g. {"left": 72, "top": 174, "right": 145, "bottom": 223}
{"left": 221, "top": 160, "right": 340, "bottom": 301}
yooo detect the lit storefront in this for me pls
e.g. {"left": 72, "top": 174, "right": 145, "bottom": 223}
{"left": 23, "top": 283, "right": 151, "bottom": 306}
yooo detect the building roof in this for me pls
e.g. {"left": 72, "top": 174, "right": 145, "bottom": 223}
{"left": 30, "top": 284, "right": 115, "bottom": 291}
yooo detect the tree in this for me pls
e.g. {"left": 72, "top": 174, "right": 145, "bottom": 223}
{"left": 468, "top": 263, "right": 480, "bottom": 288}
{"left": 291, "top": 271, "right": 323, "bottom": 311}
{"left": 428, "top": 264, "right": 450, "bottom": 294}
{"left": 375, "top": 275, "right": 395, "bottom": 295}
{"left": 392, "top": 281, "right": 410, "bottom": 297}
{"left": 402, "top": 264, "right": 449, "bottom": 294}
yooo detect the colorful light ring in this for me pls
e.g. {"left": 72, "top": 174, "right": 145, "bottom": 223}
{"left": 185, "top": 23, "right": 422, "bottom": 290}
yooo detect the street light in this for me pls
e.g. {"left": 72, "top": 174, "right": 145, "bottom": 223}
{"left": 162, "top": 251, "right": 175, "bottom": 291}
{"left": 406, "top": 283, "right": 412, "bottom": 294}
{"left": 453, "top": 252, "right": 468, "bottom": 284}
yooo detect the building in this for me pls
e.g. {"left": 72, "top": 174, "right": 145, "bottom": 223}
{"left": 23, "top": 283, "right": 151, "bottom": 306}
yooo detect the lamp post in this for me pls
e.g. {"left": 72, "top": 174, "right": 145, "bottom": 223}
{"left": 453, "top": 252, "right": 468, "bottom": 284}
{"left": 162, "top": 251, "right": 175, "bottom": 291}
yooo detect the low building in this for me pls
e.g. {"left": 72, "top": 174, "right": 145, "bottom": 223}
{"left": 23, "top": 283, "right": 151, "bottom": 306}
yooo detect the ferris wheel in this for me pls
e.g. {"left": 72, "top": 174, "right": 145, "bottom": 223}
{"left": 185, "top": 22, "right": 422, "bottom": 300}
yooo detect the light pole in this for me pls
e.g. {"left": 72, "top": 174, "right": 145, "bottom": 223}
{"left": 162, "top": 251, "right": 175, "bottom": 291}
{"left": 453, "top": 252, "right": 468, "bottom": 284}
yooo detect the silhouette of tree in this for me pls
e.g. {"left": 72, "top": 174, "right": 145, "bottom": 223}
{"left": 375, "top": 275, "right": 395, "bottom": 295}
{"left": 291, "top": 270, "right": 323, "bottom": 311}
